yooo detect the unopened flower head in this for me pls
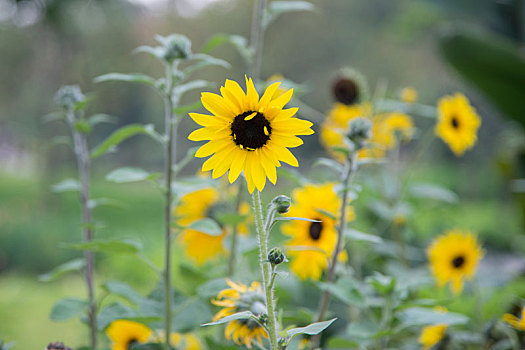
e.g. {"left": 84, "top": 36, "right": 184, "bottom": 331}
{"left": 160, "top": 33, "right": 192, "bottom": 61}
{"left": 347, "top": 117, "right": 372, "bottom": 150}
{"left": 54, "top": 85, "right": 85, "bottom": 111}
{"left": 268, "top": 247, "right": 286, "bottom": 266}
{"left": 271, "top": 194, "right": 291, "bottom": 214}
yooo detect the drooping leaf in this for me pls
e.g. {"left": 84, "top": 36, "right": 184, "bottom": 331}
{"left": 286, "top": 318, "right": 337, "bottom": 340}
{"left": 87, "top": 113, "right": 116, "bottom": 127}
{"left": 312, "top": 157, "right": 344, "bottom": 174}
{"left": 50, "top": 298, "right": 88, "bottom": 321}
{"left": 409, "top": 183, "right": 458, "bottom": 203}
{"left": 93, "top": 73, "right": 157, "bottom": 87}
{"left": 201, "top": 311, "right": 254, "bottom": 327}
{"left": 63, "top": 239, "right": 142, "bottom": 255}
{"left": 172, "top": 299, "right": 212, "bottom": 332}
{"left": 397, "top": 307, "right": 469, "bottom": 328}
{"left": 52, "top": 179, "right": 80, "bottom": 193}
{"left": 187, "top": 218, "right": 223, "bottom": 236}
{"left": 275, "top": 217, "right": 321, "bottom": 223}
{"left": 344, "top": 229, "right": 383, "bottom": 244}
{"left": 106, "top": 167, "right": 151, "bottom": 184}
{"left": 264, "top": 1, "right": 316, "bottom": 28}
{"left": 39, "top": 258, "right": 85, "bottom": 282}
{"left": 202, "top": 34, "right": 253, "bottom": 64}
{"left": 173, "top": 80, "right": 215, "bottom": 99}
{"left": 318, "top": 280, "right": 365, "bottom": 307}
{"left": 183, "top": 54, "right": 231, "bottom": 76}
{"left": 91, "top": 124, "right": 162, "bottom": 159}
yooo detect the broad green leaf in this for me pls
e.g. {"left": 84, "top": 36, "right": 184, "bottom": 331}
{"left": 264, "top": 1, "right": 316, "bottom": 28}
{"left": 93, "top": 73, "right": 156, "bottom": 87}
{"left": 97, "top": 302, "right": 137, "bottom": 330}
{"left": 397, "top": 307, "right": 469, "bottom": 328}
{"left": 202, "top": 34, "right": 253, "bottom": 63}
{"left": 88, "top": 197, "right": 123, "bottom": 209}
{"left": 172, "top": 299, "right": 212, "bottom": 332}
{"left": 52, "top": 179, "right": 80, "bottom": 193}
{"left": 366, "top": 273, "right": 396, "bottom": 295}
{"left": 63, "top": 239, "right": 142, "bottom": 254}
{"left": 201, "top": 311, "right": 254, "bottom": 326}
{"left": 215, "top": 213, "right": 249, "bottom": 226}
{"left": 312, "top": 157, "right": 343, "bottom": 174}
{"left": 197, "top": 279, "right": 229, "bottom": 299}
{"left": 173, "top": 101, "right": 202, "bottom": 116}
{"left": 319, "top": 280, "right": 364, "bottom": 307}
{"left": 103, "top": 281, "right": 145, "bottom": 306}
{"left": 39, "top": 258, "right": 85, "bottom": 282}
{"left": 440, "top": 30, "right": 525, "bottom": 126}
{"left": 286, "top": 318, "right": 337, "bottom": 340}
{"left": 173, "top": 80, "right": 214, "bottom": 99}
{"left": 326, "top": 337, "right": 359, "bottom": 348}
{"left": 187, "top": 218, "right": 223, "bottom": 236}
{"left": 50, "top": 298, "right": 88, "bottom": 321}
{"left": 87, "top": 113, "right": 116, "bottom": 127}
{"left": 106, "top": 167, "right": 151, "bottom": 183}
{"left": 409, "top": 183, "right": 458, "bottom": 203}
{"left": 74, "top": 119, "right": 92, "bottom": 134}
{"left": 275, "top": 217, "right": 321, "bottom": 223}
{"left": 91, "top": 124, "right": 162, "bottom": 159}
{"left": 183, "top": 54, "right": 231, "bottom": 76}
{"left": 133, "top": 45, "right": 164, "bottom": 59}
{"left": 344, "top": 229, "right": 383, "bottom": 244}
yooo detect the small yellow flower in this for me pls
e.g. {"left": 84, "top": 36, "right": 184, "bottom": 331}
{"left": 427, "top": 229, "right": 484, "bottom": 294}
{"left": 170, "top": 333, "right": 204, "bottom": 350}
{"left": 212, "top": 279, "right": 268, "bottom": 348}
{"left": 401, "top": 87, "right": 418, "bottom": 103}
{"left": 503, "top": 307, "right": 525, "bottom": 331}
{"left": 283, "top": 183, "right": 354, "bottom": 280}
{"left": 175, "top": 188, "right": 226, "bottom": 265}
{"left": 435, "top": 93, "right": 481, "bottom": 156}
{"left": 189, "top": 77, "right": 314, "bottom": 193}
{"left": 106, "top": 320, "right": 152, "bottom": 350}
{"left": 418, "top": 324, "right": 447, "bottom": 350}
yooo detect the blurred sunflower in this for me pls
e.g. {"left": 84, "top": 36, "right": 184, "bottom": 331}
{"left": 418, "top": 324, "right": 447, "bottom": 350}
{"left": 237, "top": 202, "right": 252, "bottom": 235}
{"left": 170, "top": 333, "right": 204, "bottom": 350}
{"left": 283, "top": 183, "right": 354, "bottom": 280}
{"left": 212, "top": 279, "right": 268, "bottom": 348}
{"left": 400, "top": 87, "right": 418, "bottom": 103}
{"left": 175, "top": 187, "right": 226, "bottom": 265}
{"left": 188, "top": 76, "right": 314, "bottom": 193}
{"left": 435, "top": 93, "right": 481, "bottom": 156}
{"left": 503, "top": 306, "right": 525, "bottom": 331}
{"left": 106, "top": 320, "right": 152, "bottom": 350}
{"left": 427, "top": 229, "right": 484, "bottom": 294}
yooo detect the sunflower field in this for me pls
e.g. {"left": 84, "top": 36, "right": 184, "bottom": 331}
{"left": 1, "top": 1, "right": 525, "bottom": 350}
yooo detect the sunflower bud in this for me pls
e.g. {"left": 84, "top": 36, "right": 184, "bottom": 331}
{"left": 54, "top": 85, "right": 85, "bottom": 111}
{"left": 160, "top": 34, "right": 192, "bottom": 62}
{"left": 46, "top": 342, "right": 72, "bottom": 350}
{"left": 278, "top": 337, "right": 288, "bottom": 349}
{"left": 332, "top": 68, "right": 368, "bottom": 105}
{"left": 347, "top": 117, "right": 372, "bottom": 150}
{"left": 268, "top": 247, "right": 286, "bottom": 266}
{"left": 258, "top": 312, "right": 268, "bottom": 325}
{"left": 271, "top": 195, "right": 291, "bottom": 214}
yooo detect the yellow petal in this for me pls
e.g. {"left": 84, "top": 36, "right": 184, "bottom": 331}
{"left": 269, "top": 88, "right": 293, "bottom": 109}
{"left": 201, "top": 92, "right": 236, "bottom": 119}
{"left": 189, "top": 112, "right": 226, "bottom": 127}
{"left": 258, "top": 82, "right": 281, "bottom": 110}
{"left": 251, "top": 151, "right": 266, "bottom": 192}
{"left": 228, "top": 149, "right": 247, "bottom": 183}
{"left": 195, "top": 138, "right": 231, "bottom": 158}
{"left": 245, "top": 76, "right": 260, "bottom": 110}
{"left": 188, "top": 127, "right": 216, "bottom": 141}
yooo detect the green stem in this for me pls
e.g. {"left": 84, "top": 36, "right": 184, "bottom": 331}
{"left": 227, "top": 182, "right": 244, "bottom": 277}
{"left": 249, "top": 0, "right": 268, "bottom": 79}
{"left": 252, "top": 190, "right": 279, "bottom": 350}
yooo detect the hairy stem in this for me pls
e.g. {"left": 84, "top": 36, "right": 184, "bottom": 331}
{"left": 310, "top": 152, "right": 358, "bottom": 349}
{"left": 227, "top": 182, "right": 244, "bottom": 277}
{"left": 66, "top": 112, "right": 97, "bottom": 350}
{"left": 252, "top": 190, "right": 278, "bottom": 350}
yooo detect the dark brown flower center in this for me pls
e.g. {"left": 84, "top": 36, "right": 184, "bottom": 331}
{"left": 333, "top": 78, "right": 359, "bottom": 105}
{"left": 231, "top": 111, "right": 271, "bottom": 151}
{"left": 127, "top": 339, "right": 138, "bottom": 349}
{"left": 452, "top": 255, "right": 465, "bottom": 268}
{"left": 451, "top": 116, "right": 459, "bottom": 129}
{"left": 309, "top": 219, "right": 323, "bottom": 240}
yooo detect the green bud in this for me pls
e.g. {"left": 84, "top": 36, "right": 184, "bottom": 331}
{"left": 271, "top": 194, "right": 291, "bottom": 214}
{"left": 268, "top": 247, "right": 286, "bottom": 266}
{"left": 278, "top": 338, "right": 288, "bottom": 350}
{"left": 258, "top": 313, "right": 268, "bottom": 325}
{"left": 347, "top": 117, "right": 372, "bottom": 150}
{"left": 54, "top": 85, "right": 85, "bottom": 111}
{"left": 160, "top": 34, "right": 192, "bottom": 62}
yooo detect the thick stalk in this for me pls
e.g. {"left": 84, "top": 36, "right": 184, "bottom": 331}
{"left": 227, "top": 182, "right": 244, "bottom": 277}
{"left": 67, "top": 112, "right": 97, "bottom": 350}
{"left": 252, "top": 191, "right": 278, "bottom": 350}
{"left": 163, "top": 63, "right": 176, "bottom": 350}
{"left": 249, "top": 0, "right": 267, "bottom": 79}
{"left": 310, "top": 152, "right": 358, "bottom": 349}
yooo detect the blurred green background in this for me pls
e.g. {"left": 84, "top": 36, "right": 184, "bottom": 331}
{"left": 1, "top": 0, "right": 524, "bottom": 348}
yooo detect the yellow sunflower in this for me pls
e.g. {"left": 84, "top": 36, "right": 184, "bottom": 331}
{"left": 427, "top": 229, "right": 484, "bottom": 294}
{"left": 503, "top": 306, "right": 525, "bottom": 331}
{"left": 175, "top": 187, "right": 226, "bottom": 265}
{"left": 400, "top": 87, "right": 418, "bottom": 104}
{"left": 212, "top": 279, "right": 268, "bottom": 348}
{"left": 170, "top": 333, "right": 204, "bottom": 350}
{"left": 418, "top": 324, "right": 447, "bottom": 350}
{"left": 435, "top": 93, "right": 481, "bottom": 156}
{"left": 188, "top": 77, "right": 314, "bottom": 193}
{"left": 106, "top": 320, "right": 152, "bottom": 350}
{"left": 283, "top": 183, "right": 355, "bottom": 280}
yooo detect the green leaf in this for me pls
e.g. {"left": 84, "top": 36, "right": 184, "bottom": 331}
{"left": 39, "top": 258, "right": 85, "bottom": 282}
{"left": 87, "top": 113, "right": 116, "bottom": 127}
{"left": 286, "top": 318, "right": 337, "bottom": 340}
{"left": 106, "top": 167, "right": 151, "bottom": 183}
{"left": 93, "top": 73, "right": 157, "bottom": 87}
{"left": 187, "top": 218, "right": 223, "bottom": 236}
{"left": 50, "top": 298, "right": 88, "bottom": 321}
{"left": 439, "top": 30, "right": 525, "bottom": 127}
{"left": 103, "top": 281, "right": 145, "bottom": 306}
{"left": 42, "top": 112, "right": 64, "bottom": 123}
{"left": 88, "top": 197, "right": 123, "bottom": 210}
{"left": 183, "top": 54, "right": 231, "bottom": 76}
{"left": 275, "top": 217, "right": 321, "bottom": 223}
{"left": 172, "top": 299, "right": 212, "bottom": 332}
{"left": 201, "top": 311, "right": 254, "bottom": 327}
{"left": 63, "top": 239, "right": 142, "bottom": 254}
{"left": 314, "top": 208, "right": 337, "bottom": 220}
{"left": 97, "top": 302, "right": 136, "bottom": 330}
{"left": 318, "top": 280, "right": 364, "bottom": 307}
{"left": 409, "top": 183, "right": 458, "bottom": 203}
{"left": 202, "top": 34, "right": 253, "bottom": 64}
{"left": 197, "top": 279, "right": 229, "bottom": 299}
{"left": 344, "top": 229, "right": 383, "bottom": 244}
{"left": 52, "top": 179, "right": 80, "bottom": 193}
{"left": 173, "top": 101, "right": 202, "bottom": 116}
{"left": 264, "top": 1, "right": 316, "bottom": 28}
{"left": 397, "top": 307, "right": 469, "bottom": 328}
{"left": 91, "top": 124, "right": 161, "bottom": 159}
{"left": 75, "top": 119, "right": 92, "bottom": 134}
{"left": 173, "top": 80, "right": 214, "bottom": 99}
{"left": 215, "top": 213, "right": 248, "bottom": 226}
{"left": 312, "top": 157, "right": 343, "bottom": 174}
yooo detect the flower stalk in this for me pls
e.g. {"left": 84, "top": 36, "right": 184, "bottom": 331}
{"left": 252, "top": 190, "right": 279, "bottom": 350}
{"left": 227, "top": 182, "right": 243, "bottom": 277}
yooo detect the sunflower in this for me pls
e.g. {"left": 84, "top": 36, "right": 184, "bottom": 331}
{"left": 175, "top": 187, "right": 226, "bottom": 265}
{"left": 400, "top": 87, "right": 418, "bottom": 104}
{"left": 283, "top": 183, "right": 355, "bottom": 280}
{"left": 170, "top": 333, "right": 204, "bottom": 350}
{"left": 427, "top": 229, "right": 484, "bottom": 294}
{"left": 106, "top": 320, "right": 152, "bottom": 350}
{"left": 212, "top": 279, "right": 268, "bottom": 348}
{"left": 503, "top": 306, "right": 525, "bottom": 331}
{"left": 435, "top": 93, "right": 481, "bottom": 156}
{"left": 188, "top": 77, "right": 314, "bottom": 193}
{"left": 418, "top": 324, "right": 447, "bottom": 350}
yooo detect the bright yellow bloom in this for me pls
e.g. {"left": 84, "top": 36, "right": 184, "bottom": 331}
{"left": 435, "top": 93, "right": 481, "bottom": 156}
{"left": 212, "top": 279, "right": 268, "bottom": 348}
{"left": 401, "top": 87, "right": 418, "bottom": 103}
{"left": 503, "top": 307, "right": 525, "bottom": 331}
{"left": 418, "top": 324, "right": 447, "bottom": 350}
{"left": 106, "top": 320, "right": 152, "bottom": 350}
{"left": 267, "top": 74, "right": 287, "bottom": 99}
{"left": 189, "top": 77, "right": 314, "bottom": 193}
{"left": 170, "top": 333, "right": 204, "bottom": 350}
{"left": 427, "top": 229, "right": 484, "bottom": 294}
{"left": 175, "top": 188, "right": 226, "bottom": 265}
{"left": 283, "top": 183, "right": 354, "bottom": 280}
